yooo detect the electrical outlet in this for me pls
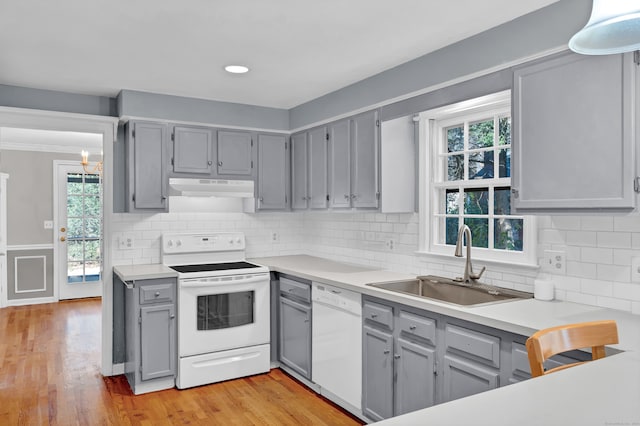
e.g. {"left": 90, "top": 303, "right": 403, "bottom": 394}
{"left": 271, "top": 232, "right": 279, "bottom": 242}
{"left": 118, "top": 234, "right": 135, "bottom": 250}
{"left": 386, "top": 239, "right": 395, "bottom": 250}
{"left": 542, "top": 250, "right": 566, "bottom": 274}
{"left": 631, "top": 257, "right": 640, "bottom": 283}
{"left": 43, "top": 220, "right": 53, "bottom": 229}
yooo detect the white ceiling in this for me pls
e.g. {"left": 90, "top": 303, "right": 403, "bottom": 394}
{"left": 0, "top": 0, "right": 559, "bottom": 109}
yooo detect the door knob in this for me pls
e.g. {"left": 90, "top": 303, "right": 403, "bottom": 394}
{"left": 60, "top": 236, "right": 66, "bottom": 242}
{"left": 60, "top": 227, "right": 66, "bottom": 232}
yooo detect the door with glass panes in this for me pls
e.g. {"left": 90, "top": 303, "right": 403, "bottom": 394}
{"left": 56, "top": 164, "right": 102, "bottom": 300}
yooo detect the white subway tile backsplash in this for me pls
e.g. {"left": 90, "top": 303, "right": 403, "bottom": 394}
{"left": 581, "top": 247, "right": 613, "bottom": 264}
{"left": 596, "top": 264, "right": 630, "bottom": 283}
{"left": 580, "top": 278, "right": 613, "bottom": 297}
{"left": 597, "top": 232, "right": 631, "bottom": 249}
{"left": 595, "top": 296, "right": 631, "bottom": 312}
{"left": 613, "top": 216, "right": 640, "bottom": 233}
{"left": 566, "top": 231, "right": 597, "bottom": 247}
{"left": 581, "top": 216, "right": 614, "bottom": 232}
{"left": 550, "top": 216, "right": 581, "bottom": 231}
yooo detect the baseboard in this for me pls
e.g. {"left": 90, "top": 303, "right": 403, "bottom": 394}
{"left": 7, "top": 296, "right": 57, "bottom": 306}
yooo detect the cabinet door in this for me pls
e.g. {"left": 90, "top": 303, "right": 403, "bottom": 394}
{"left": 217, "top": 131, "right": 253, "bottom": 176}
{"left": 140, "top": 303, "right": 176, "bottom": 381}
{"left": 291, "top": 132, "right": 308, "bottom": 210}
{"left": 395, "top": 338, "right": 436, "bottom": 416}
{"left": 279, "top": 296, "right": 311, "bottom": 379}
{"left": 308, "top": 126, "right": 328, "bottom": 209}
{"left": 328, "top": 119, "right": 351, "bottom": 208}
{"left": 257, "top": 134, "right": 289, "bottom": 210}
{"left": 362, "top": 325, "right": 394, "bottom": 422}
{"left": 512, "top": 52, "right": 635, "bottom": 212}
{"left": 172, "top": 126, "right": 214, "bottom": 175}
{"left": 129, "top": 122, "right": 168, "bottom": 211}
{"left": 351, "top": 111, "right": 379, "bottom": 208}
{"left": 442, "top": 355, "right": 499, "bottom": 403}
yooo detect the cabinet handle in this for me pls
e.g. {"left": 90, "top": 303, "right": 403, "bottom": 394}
{"left": 304, "top": 318, "right": 310, "bottom": 323}
{"left": 370, "top": 313, "right": 378, "bottom": 318}
{"left": 409, "top": 325, "right": 417, "bottom": 330}
{"left": 394, "top": 354, "right": 401, "bottom": 359}
{"left": 383, "top": 350, "right": 390, "bottom": 354}
{"left": 208, "top": 160, "right": 212, "bottom": 165}
{"left": 344, "top": 194, "right": 350, "bottom": 199}
{"left": 161, "top": 196, "right": 167, "bottom": 200}
{"left": 170, "top": 314, "right": 175, "bottom": 319}
{"left": 155, "top": 292, "right": 160, "bottom": 297}
{"left": 218, "top": 161, "right": 223, "bottom": 166}
{"left": 351, "top": 194, "right": 357, "bottom": 199}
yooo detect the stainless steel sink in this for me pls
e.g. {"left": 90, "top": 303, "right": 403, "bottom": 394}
{"left": 367, "top": 275, "right": 533, "bottom": 306}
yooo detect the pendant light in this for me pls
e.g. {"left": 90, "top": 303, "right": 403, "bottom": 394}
{"left": 569, "top": 0, "right": 640, "bottom": 55}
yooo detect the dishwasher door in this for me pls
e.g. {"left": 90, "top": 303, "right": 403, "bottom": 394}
{"left": 312, "top": 283, "right": 362, "bottom": 410}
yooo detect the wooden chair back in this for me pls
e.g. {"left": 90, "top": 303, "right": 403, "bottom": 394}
{"left": 525, "top": 320, "right": 619, "bottom": 378}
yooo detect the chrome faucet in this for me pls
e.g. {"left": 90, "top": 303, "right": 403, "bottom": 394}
{"left": 454, "top": 225, "right": 486, "bottom": 284}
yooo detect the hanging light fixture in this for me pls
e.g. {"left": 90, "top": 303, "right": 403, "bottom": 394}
{"left": 569, "top": 0, "right": 640, "bottom": 55}
{"left": 81, "top": 150, "right": 103, "bottom": 175}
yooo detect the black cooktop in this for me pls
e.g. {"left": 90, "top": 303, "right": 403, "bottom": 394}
{"left": 169, "top": 261, "right": 263, "bottom": 274}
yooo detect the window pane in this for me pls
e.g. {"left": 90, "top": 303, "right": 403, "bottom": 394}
{"left": 85, "top": 218, "right": 101, "bottom": 238}
{"left": 68, "top": 240, "right": 83, "bottom": 261}
{"left": 84, "top": 240, "right": 101, "bottom": 261}
{"left": 498, "top": 116, "right": 511, "bottom": 146}
{"left": 67, "top": 218, "right": 83, "bottom": 238}
{"left": 84, "top": 196, "right": 101, "bottom": 217}
{"left": 469, "top": 119, "right": 494, "bottom": 149}
{"left": 468, "top": 151, "right": 494, "bottom": 179}
{"left": 447, "top": 155, "right": 464, "bottom": 181}
{"left": 84, "top": 174, "right": 101, "bottom": 195}
{"left": 464, "top": 188, "right": 488, "bottom": 215}
{"left": 498, "top": 148, "right": 510, "bottom": 178}
{"left": 494, "top": 187, "right": 511, "bottom": 215}
{"left": 445, "top": 189, "right": 459, "bottom": 214}
{"left": 446, "top": 125, "right": 464, "bottom": 153}
{"left": 67, "top": 261, "right": 83, "bottom": 283}
{"left": 67, "top": 195, "right": 83, "bottom": 217}
{"left": 445, "top": 217, "right": 459, "bottom": 245}
{"left": 494, "top": 218, "right": 523, "bottom": 251}
{"left": 464, "top": 218, "right": 488, "bottom": 248}
{"left": 67, "top": 174, "right": 84, "bottom": 195}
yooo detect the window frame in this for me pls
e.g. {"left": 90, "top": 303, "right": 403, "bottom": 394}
{"left": 418, "top": 91, "right": 537, "bottom": 267}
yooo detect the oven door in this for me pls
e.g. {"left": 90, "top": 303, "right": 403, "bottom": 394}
{"left": 178, "top": 273, "right": 270, "bottom": 358}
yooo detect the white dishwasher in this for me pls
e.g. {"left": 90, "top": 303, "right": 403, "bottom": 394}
{"left": 312, "top": 282, "right": 362, "bottom": 411}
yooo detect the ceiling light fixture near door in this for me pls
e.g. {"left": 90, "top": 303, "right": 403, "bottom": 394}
{"left": 81, "top": 150, "right": 103, "bottom": 175}
{"left": 569, "top": 0, "right": 640, "bottom": 55}
{"left": 224, "top": 65, "right": 250, "bottom": 74}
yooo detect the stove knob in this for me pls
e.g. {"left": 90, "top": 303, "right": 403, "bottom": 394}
{"left": 236, "top": 238, "right": 242, "bottom": 244}
{"left": 229, "top": 238, "right": 234, "bottom": 244}
{"left": 167, "top": 240, "right": 174, "bottom": 248}
{"left": 176, "top": 240, "right": 182, "bottom": 247}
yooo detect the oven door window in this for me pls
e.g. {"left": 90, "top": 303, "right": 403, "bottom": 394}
{"left": 197, "top": 291, "right": 254, "bottom": 330}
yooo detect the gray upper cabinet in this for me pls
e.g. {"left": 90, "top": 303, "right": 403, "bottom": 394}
{"left": 512, "top": 51, "right": 637, "bottom": 213}
{"left": 308, "top": 127, "right": 328, "bottom": 209}
{"left": 125, "top": 121, "right": 168, "bottom": 212}
{"left": 171, "top": 125, "right": 214, "bottom": 175}
{"left": 328, "top": 111, "right": 380, "bottom": 209}
{"left": 257, "top": 134, "right": 290, "bottom": 210}
{"left": 217, "top": 130, "right": 254, "bottom": 176}
{"left": 328, "top": 119, "right": 352, "bottom": 208}
{"left": 351, "top": 111, "right": 379, "bottom": 208}
{"left": 291, "top": 132, "right": 309, "bottom": 210}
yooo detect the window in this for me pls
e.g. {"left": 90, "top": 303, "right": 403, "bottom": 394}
{"left": 421, "top": 92, "right": 535, "bottom": 265}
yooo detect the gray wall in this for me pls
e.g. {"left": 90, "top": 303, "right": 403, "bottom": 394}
{"left": 6, "top": 249, "right": 54, "bottom": 300}
{"left": 289, "top": 0, "right": 591, "bottom": 128}
{"left": 0, "top": 150, "right": 78, "bottom": 245}
{"left": 0, "top": 84, "right": 116, "bottom": 117}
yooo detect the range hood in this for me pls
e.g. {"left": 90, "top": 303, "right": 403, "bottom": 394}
{"left": 169, "top": 178, "right": 255, "bottom": 198}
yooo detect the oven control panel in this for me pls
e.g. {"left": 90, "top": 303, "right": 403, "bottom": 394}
{"left": 162, "top": 232, "right": 245, "bottom": 254}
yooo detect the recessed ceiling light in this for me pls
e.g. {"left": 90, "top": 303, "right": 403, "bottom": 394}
{"left": 224, "top": 65, "right": 249, "bottom": 74}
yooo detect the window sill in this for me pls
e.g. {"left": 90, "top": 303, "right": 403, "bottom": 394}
{"left": 414, "top": 250, "right": 540, "bottom": 272}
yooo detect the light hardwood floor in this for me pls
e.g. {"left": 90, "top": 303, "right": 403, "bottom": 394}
{"left": 0, "top": 299, "right": 363, "bottom": 425}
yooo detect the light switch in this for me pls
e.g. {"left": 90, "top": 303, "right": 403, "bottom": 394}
{"left": 44, "top": 220, "right": 53, "bottom": 229}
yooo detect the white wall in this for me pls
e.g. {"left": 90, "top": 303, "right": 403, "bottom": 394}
{"left": 112, "top": 211, "right": 640, "bottom": 315}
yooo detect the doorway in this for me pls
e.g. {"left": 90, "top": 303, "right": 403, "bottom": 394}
{"left": 55, "top": 163, "right": 103, "bottom": 300}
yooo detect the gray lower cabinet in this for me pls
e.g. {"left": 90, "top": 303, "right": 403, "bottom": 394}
{"left": 279, "top": 276, "right": 312, "bottom": 379}
{"left": 257, "top": 134, "right": 290, "bottom": 210}
{"left": 512, "top": 51, "right": 637, "bottom": 213}
{"left": 125, "top": 121, "right": 168, "bottom": 212}
{"left": 442, "top": 355, "right": 499, "bottom": 402}
{"left": 124, "top": 277, "right": 177, "bottom": 395}
{"left": 170, "top": 125, "right": 215, "bottom": 175}
{"left": 362, "top": 298, "right": 437, "bottom": 422}
{"left": 217, "top": 130, "right": 254, "bottom": 176}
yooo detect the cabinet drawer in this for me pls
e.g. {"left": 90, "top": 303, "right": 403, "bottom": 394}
{"left": 140, "top": 283, "right": 174, "bottom": 305}
{"left": 363, "top": 300, "right": 393, "bottom": 330}
{"left": 398, "top": 310, "right": 436, "bottom": 346}
{"left": 445, "top": 324, "right": 500, "bottom": 368}
{"left": 280, "top": 277, "right": 311, "bottom": 304}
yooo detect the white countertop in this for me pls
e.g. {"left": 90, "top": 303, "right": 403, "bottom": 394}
{"left": 251, "top": 254, "right": 640, "bottom": 425}
{"left": 113, "top": 264, "right": 177, "bottom": 282}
